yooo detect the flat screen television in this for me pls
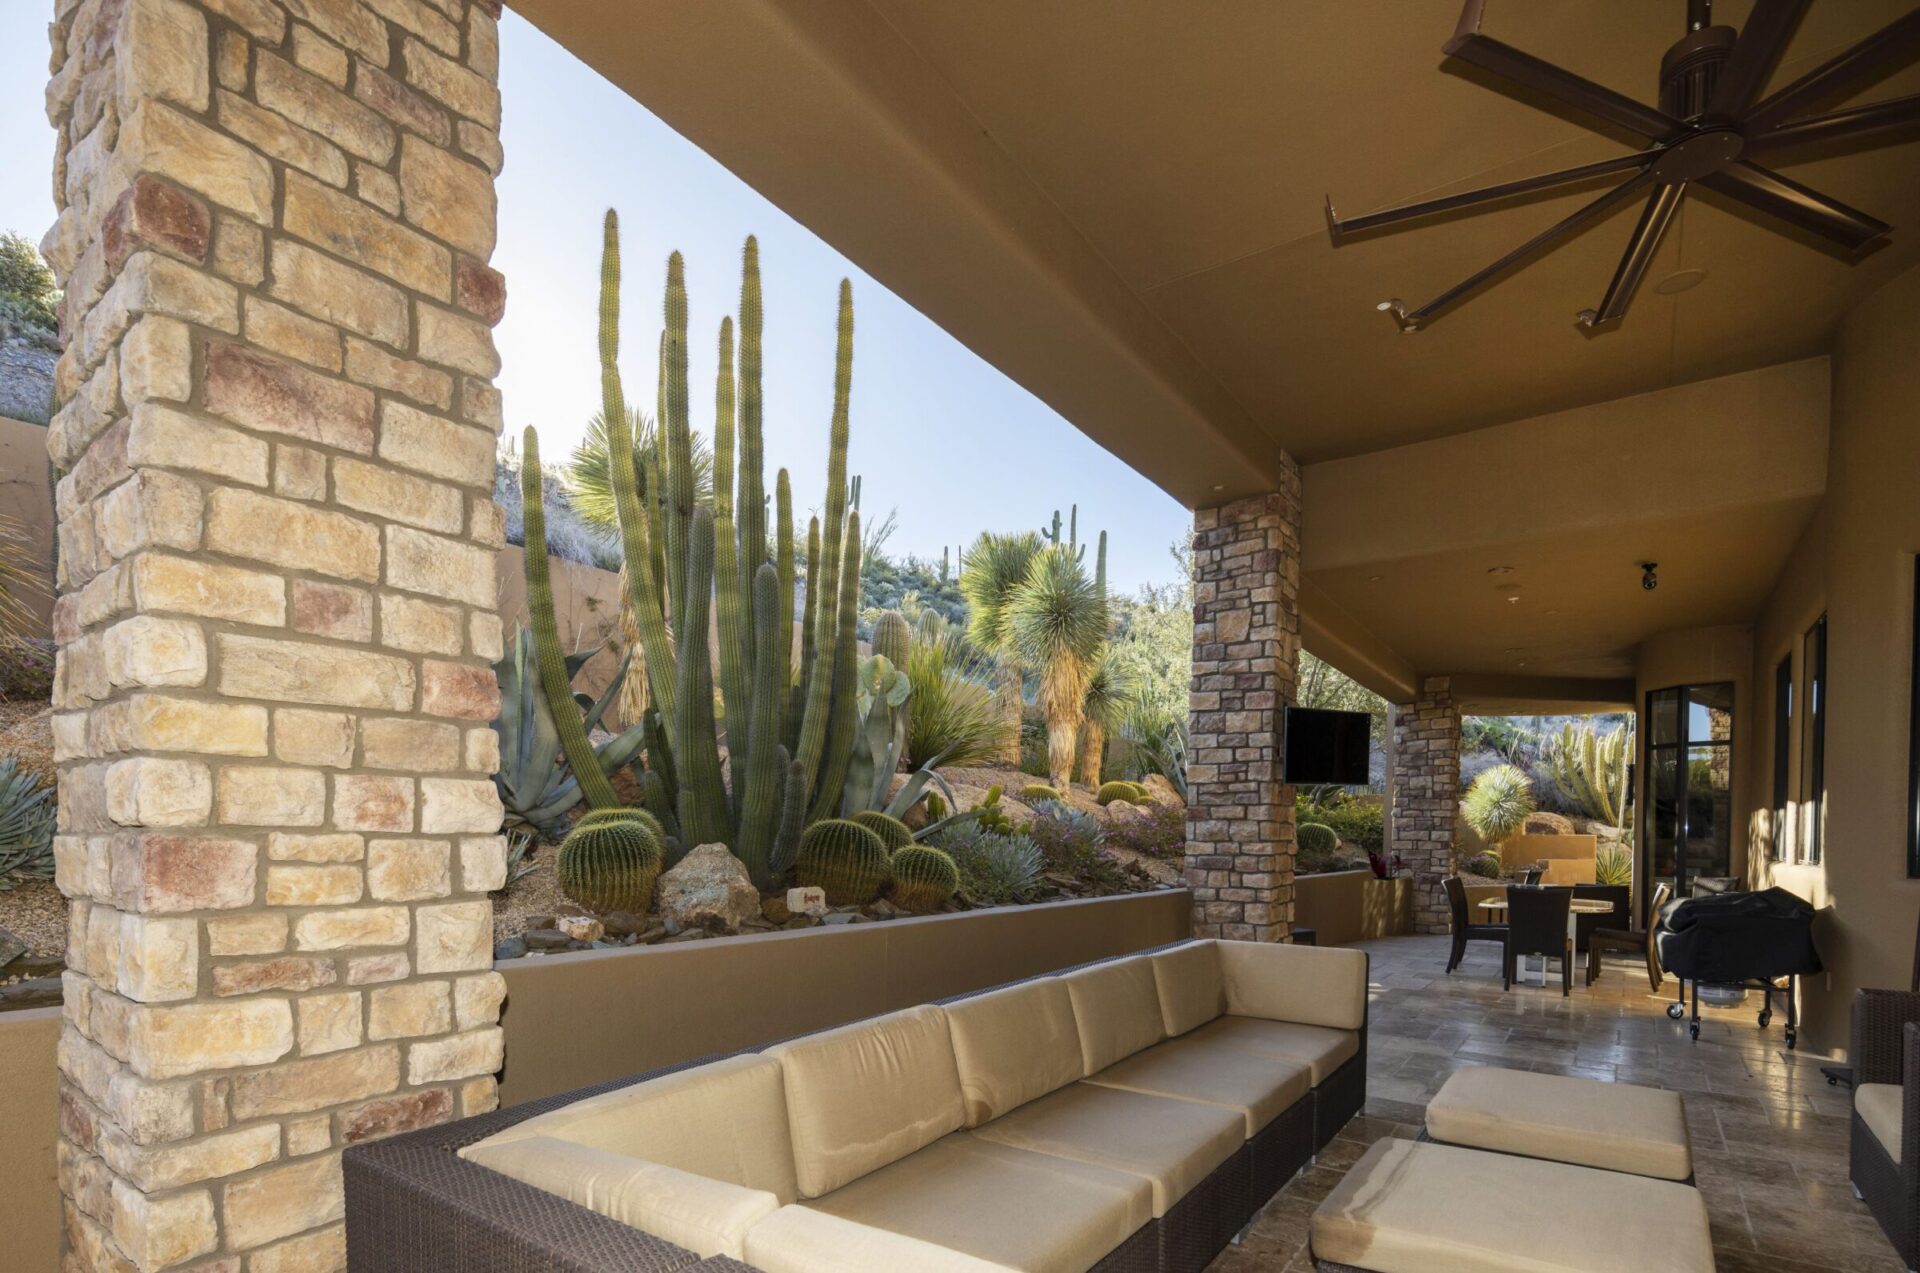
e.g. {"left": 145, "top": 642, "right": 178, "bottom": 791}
{"left": 1283, "top": 707, "right": 1371, "bottom": 786}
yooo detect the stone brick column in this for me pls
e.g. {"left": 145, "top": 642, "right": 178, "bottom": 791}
{"left": 43, "top": 2, "right": 508, "bottom": 1267}
{"left": 1391, "top": 677, "right": 1460, "bottom": 934}
{"left": 1185, "top": 473, "right": 1302, "bottom": 943}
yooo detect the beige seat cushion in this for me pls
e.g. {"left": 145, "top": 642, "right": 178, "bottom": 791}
{"left": 944, "top": 979, "right": 1085, "bottom": 1126}
{"left": 1859, "top": 1083, "right": 1904, "bottom": 1164}
{"left": 1151, "top": 940, "right": 1225, "bottom": 1037}
{"left": 461, "top": 1135, "right": 778, "bottom": 1260}
{"left": 1311, "top": 1138, "right": 1714, "bottom": 1273}
{"left": 1081, "top": 1033, "right": 1310, "bottom": 1136}
{"left": 806, "top": 1134, "right": 1152, "bottom": 1273}
{"left": 1059, "top": 956, "right": 1167, "bottom": 1073}
{"left": 971, "top": 1082, "right": 1242, "bottom": 1215}
{"left": 1184, "top": 1015, "right": 1359, "bottom": 1085}
{"left": 461, "top": 1053, "right": 797, "bottom": 1202}
{"left": 764, "top": 1004, "right": 965, "bottom": 1198}
{"left": 1425, "top": 1066, "right": 1692, "bottom": 1181}
{"left": 745, "top": 1206, "right": 1020, "bottom": 1272}
{"left": 1218, "top": 940, "right": 1368, "bottom": 1030}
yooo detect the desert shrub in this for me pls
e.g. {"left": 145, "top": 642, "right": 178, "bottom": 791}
{"left": 0, "top": 637, "right": 54, "bottom": 701}
{"left": 1018, "top": 710, "right": 1050, "bottom": 778}
{"left": 1293, "top": 793, "right": 1384, "bottom": 853}
{"left": 0, "top": 757, "right": 56, "bottom": 889}
{"left": 0, "top": 233, "right": 58, "bottom": 335}
{"left": 495, "top": 439, "right": 620, "bottom": 571}
{"left": 1026, "top": 804, "right": 1109, "bottom": 875}
{"left": 933, "top": 822, "right": 1043, "bottom": 904}
{"left": 1103, "top": 802, "right": 1185, "bottom": 860}
{"left": 905, "top": 619, "right": 1003, "bottom": 769}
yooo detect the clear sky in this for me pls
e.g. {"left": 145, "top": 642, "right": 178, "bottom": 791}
{"left": 0, "top": 10, "right": 1191, "bottom": 591}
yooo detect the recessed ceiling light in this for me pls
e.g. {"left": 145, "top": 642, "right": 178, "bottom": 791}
{"left": 1544, "top": 608, "right": 1559, "bottom": 616}
{"left": 1504, "top": 647, "right": 1526, "bottom": 654}
{"left": 1654, "top": 267, "right": 1709, "bottom": 295}
{"left": 1210, "top": 484, "right": 1224, "bottom": 493}
{"left": 1367, "top": 574, "right": 1384, "bottom": 582}
{"left": 1487, "top": 566, "right": 1515, "bottom": 575}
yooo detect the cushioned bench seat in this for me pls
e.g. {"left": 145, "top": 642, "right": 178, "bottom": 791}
{"left": 1082, "top": 1034, "right": 1312, "bottom": 1138}
{"left": 1183, "top": 1016, "right": 1359, "bottom": 1084}
{"left": 1856, "top": 1082, "right": 1902, "bottom": 1163}
{"left": 1310, "top": 1138, "right": 1715, "bottom": 1273}
{"left": 1424, "top": 1066, "right": 1693, "bottom": 1181}
{"left": 744, "top": 1206, "right": 1021, "bottom": 1272}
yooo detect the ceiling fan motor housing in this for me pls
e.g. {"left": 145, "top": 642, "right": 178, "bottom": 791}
{"left": 1660, "top": 25, "right": 1737, "bottom": 119}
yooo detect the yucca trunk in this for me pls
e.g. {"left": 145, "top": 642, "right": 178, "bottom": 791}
{"left": 1037, "top": 659, "right": 1089, "bottom": 792}
{"left": 994, "top": 659, "right": 1023, "bottom": 764}
{"left": 1077, "top": 718, "right": 1105, "bottom": 788}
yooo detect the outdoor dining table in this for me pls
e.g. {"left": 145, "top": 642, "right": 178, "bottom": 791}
{"left": 1479, "top": 895, "right": 1615, "bottom": 985}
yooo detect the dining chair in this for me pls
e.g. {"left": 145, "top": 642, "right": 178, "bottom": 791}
{"left": 1587, "top": 881, "right": 1672, "bottom": 991}
{"left": 1520, "top": 866, "right": 1545, "bottom": 886}
{"left": 1572, "top": 883, "right": 1631, "bottom": 962}
{"left": 1444, "top": 876, "right": 1507, "bottom": 974}
{"left": 1505, "top": 885, "right": 1574, "bottom": 996}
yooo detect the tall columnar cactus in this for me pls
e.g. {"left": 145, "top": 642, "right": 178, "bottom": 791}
{"left": 872, "top": 609, "right": 910, "bottom": 668}
{"left": 557, "top": 810, "right": 666, "bottom": 914}
{"left": 890, "top": 845, "right": 960, "bottom": 914}
{"left": 793, "top": 819, "right": 892, "bottom": 905}
{"left": 520, "top": 208, "right": 877, "bottom": 895}
{"left": 1546, "top": 722, "right": 1632, "bottom": 827}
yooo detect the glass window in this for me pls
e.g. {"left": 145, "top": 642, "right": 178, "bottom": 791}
{"left": 1642, "top": 681, "right": 1735, "bottom": 911}
{"left": 1909, "top": 560, "right": 1920, "bottom": 878}
{"left": 1771, "top": 656, "right": 1792, "bottom": 862}
{"left": 1801, "top": 618, "right": 1826, "bottom": 865}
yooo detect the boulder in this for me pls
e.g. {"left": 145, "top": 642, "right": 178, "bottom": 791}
{"left": 1141, "top": 774, "right": 1183, "bottom": 806}
{"left": 524, "top": 928, "right": 571, "bottom": 951}
{"left": 493, "top": 936, "right": 527, "bottom": 961}
{"left": 1103, "top": 799, "right": 1151, "bottom": 825}
{"left": 657, "top": 843, "right": 760, "bottom": 935}
{"left": 601, "top": 911, "right": 649, "bottom": 939}
{"left": 1521, "top": 811, "right": 1576, "bottom": 836}
{"left": 555, "top": 915, "right": 604, "bottom": 942}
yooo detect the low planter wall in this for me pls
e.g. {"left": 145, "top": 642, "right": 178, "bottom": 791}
{"left": 0, "top": 1006, "right": 62, "bottom": 1273}
{"left": 496, "top": 890, "right": 1193, "bottom": 1107}
{"left": 1295, "top": 870, "right": 1412, "bottom": 946}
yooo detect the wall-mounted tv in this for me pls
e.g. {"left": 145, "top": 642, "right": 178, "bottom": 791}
{"left": 1282, "top": 707, "right": 1371, "bottom": 786}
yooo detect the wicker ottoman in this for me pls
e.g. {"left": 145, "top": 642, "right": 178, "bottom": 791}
{"left": 1309, "top": 1138, "right": 1714, "bottom": 1273}
{"left": 1423, "top": 1065, "right": 1692, "bottom": 1181}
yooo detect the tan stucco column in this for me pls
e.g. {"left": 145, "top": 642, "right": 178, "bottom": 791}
{"left": 1185, "top": 471, "right": 1302, "bottom": 942}
{"left": 1392, "top": 677, "right": 1460, "bottom": 933}
{"left": 44, "top": 1, "right": 508, "bottom": 1267}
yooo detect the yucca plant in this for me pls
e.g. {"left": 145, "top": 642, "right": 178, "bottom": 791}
{"left": 959, "top": 531, "right": 1042, "bottom": 765}
{"left": 1008, "top": 544, "right": 1108, "bottom": 790}
{"left": 1462, "top": 763, "right": 1537, "bottom": 851}
{"left": 0, "top": 513, "right": 47, "bottom": 647}
{"left": 0, "top": 757, "right": 56, "bottom": 890}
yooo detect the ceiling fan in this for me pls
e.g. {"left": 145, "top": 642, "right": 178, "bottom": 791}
{"left": 1325, "top": 0, "right": 1920, "bottom": 332}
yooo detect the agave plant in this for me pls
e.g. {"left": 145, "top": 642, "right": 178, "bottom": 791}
{"left": 491, "top": 626, "right": 647, "bottom": 838}
{"left": 1594, "top": 843, "right": 1633, "bottom": 886}
{"left": 0, "top": 757, "right": 55, "bottom": 890}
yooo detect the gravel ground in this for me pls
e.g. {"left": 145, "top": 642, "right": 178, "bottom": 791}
{"left": 0, "top": 880, "right": 68, "bottom": 960}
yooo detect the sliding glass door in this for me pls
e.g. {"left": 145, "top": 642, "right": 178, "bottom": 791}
{"left": 1644, "top": 682, "right": 1735, "bottom": 916}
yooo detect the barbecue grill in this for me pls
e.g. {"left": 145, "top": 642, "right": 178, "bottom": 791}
{"left": 1655, "top": 886, "right": 1821, "bottom": 1047}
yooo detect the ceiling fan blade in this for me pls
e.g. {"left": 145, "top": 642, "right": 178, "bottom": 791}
{"left": 1328, "top": 149, "right": 1659, "bottom": 240}
{"left": 1699, "top": 162, "right": 1891, "bottom": 251}
{"left": 1748, "top": 92, "right": 1920, "bottom": 153}
{"left": 1444, "top": 0, "right": 1681, "bottom": 140}
{"left": 1378, "top": 169, "right": 1655, "bottom": 331}
{"left": 1709, "top": 0, "right": 1808, "bottom": 118}
{"left": 1745, "top": 9, "right": 1920, "bottom": 135}
{"left": 1577, "top": 183, "right": 1686, "bottom": 329}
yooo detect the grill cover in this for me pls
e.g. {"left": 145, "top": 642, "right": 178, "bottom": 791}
{"left": 1655, "top": 887, "right": 1822, "bottom": 983}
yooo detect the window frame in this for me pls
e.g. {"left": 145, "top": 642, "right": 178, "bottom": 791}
{"left": 1800, "top": 616, "right": 1827, "bottom": 865}
{"left": 1771, "top": 654, "right": 1792, "bottom": 862}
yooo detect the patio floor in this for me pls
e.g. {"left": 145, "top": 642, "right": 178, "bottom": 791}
{"left": 1205, "top": 931, "right": 1899, "bottom": 1273}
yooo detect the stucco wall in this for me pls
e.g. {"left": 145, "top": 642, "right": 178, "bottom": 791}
{"left": 495, "top": 890, "right": 1193, "bottom": 1107}
{"left": 1747, "top": 261, "right": 1920, "bottom": 1057}
{"left": 0, "top": 1007, "right": 62, "bottom": 1273}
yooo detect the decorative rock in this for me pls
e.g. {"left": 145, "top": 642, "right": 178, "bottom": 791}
{"left": 1141, "top": 775, "right": 1182, "bottom": 804}
{"left": 657, "top": 845, "right": 760, "bottom": 935}
{"left": 601, "top": 911, "right": 647, "bottom": 938}
{"left": 759, "top": 896, "right": 790, "bottom": 925}
{"left": 522, "top": 929, "right": 569, "bottom": 952}
{"left": 553, "top": 915, "right": 603, "bottom": 943}
{"left": 492, "top": 936, "right": 526, "bottom": 960}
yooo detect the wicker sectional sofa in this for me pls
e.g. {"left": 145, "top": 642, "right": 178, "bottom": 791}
{"left": 343, "top": 938, "right": 1369, "bottom": 1273}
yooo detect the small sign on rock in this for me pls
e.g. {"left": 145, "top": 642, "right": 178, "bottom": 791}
{"left": 787, "top": 886, "right": 828, "bottom": 918}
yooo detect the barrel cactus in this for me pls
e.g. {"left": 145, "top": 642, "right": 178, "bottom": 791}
{"left": 1022, "top": 783, "right": 1063, "bottom": 805}
{"left": 890, "top": 844, "right": 960, "bottom": 914}
{"left": 1297, "top": 822, "right": 1339, "bottom": 855}
{"left": 792, "top": 819, "right": 891, "bottom": 905}
{"left": 556, "top": 809, "right": 665, "bottom": 914}
{"left": 850, "top": 810, "right": 913, "bottom": 854}
{"left": 1095, "top": 781, "right": 1136, "bottom": 806}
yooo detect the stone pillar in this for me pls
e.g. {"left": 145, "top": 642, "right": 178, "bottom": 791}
{"left": 43, "top": 1, "right": 508, "bottom": 1267}
{"left": 1185, "top": 473, "right": 1302, "bottom": 942}
{"left": 1391, "top": 677, "right": 1460, "bottom": 934}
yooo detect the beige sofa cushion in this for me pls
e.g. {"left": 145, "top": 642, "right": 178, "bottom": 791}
{"left": 1425, "top": 1066, "right": 1692, "bottom": 1181}
{"left": 970, "top": 1082, "right": 1242, "bottom": 1216}
{"left": 1081, "top": 1034, "right": 1310, "bottom": 1136}
{"left": 1859, "top": 1083, "right": 1904, "bottom": 1164}
{"left": 1311, "top": 1138, "right": 1715, "bottom": 1273}
{"left": 461, "top": 1054, "right": 797, "bottom": 1203}
{"left": 1219, "top": 940, "right": 1368, "bottom": 1031}
{"left": 745, "top": 1206, "right": 1020, "bottom": 1272}
{"left": 765, "top": 1004, "right": 965, "bottom": 1198}
{"left": 1185, "top": 1016, "right": 1359, "bottom": 1084}
{"left": 1151, "top": 941, "right": 1225, "bottom": 1037}
{"left": 1060, "top": 956, "right": 1167, "bottom": 1073}
{"left": 461, "top": 1135, "right": 779, "bottom": 1260}
{"left": 945, "top": 979, "right": 1085, "bottom": 1126}
{"left": 807, "top": 1134, "right": 1152, "bottom": 1273}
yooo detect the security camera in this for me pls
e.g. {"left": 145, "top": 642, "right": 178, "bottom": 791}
{"left": 1640, "top": 562, "right": 1658, "bottom": 591}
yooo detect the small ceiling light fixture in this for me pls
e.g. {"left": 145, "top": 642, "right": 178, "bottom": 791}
{"left": 1487, "top": 565, "right": 1515, "bottom": 575}
{"left": 1368, "top": 574, "right": 1385, "bottom": 582}
{"left": 1325, "top": 1, "right": 1920, "bottom": 331}
{"left": 1641, "top": 561, "right": 1660, "bottom": 591}
{"left": 1210, "top": 484, "right": 1225, "bottom": 493}
{"left": 1654, "top": 267, "right": 1710, "bottom": 294}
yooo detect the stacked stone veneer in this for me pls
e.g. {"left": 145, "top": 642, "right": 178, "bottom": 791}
{"left": 1185, "top": 477, "right": 1302, "bottom": 942}
{"left": 43, "top": 1, "right": 508, "bottom": 1268}
{"left": 1392, "top": 677, "right": 1461, "bottom": 934}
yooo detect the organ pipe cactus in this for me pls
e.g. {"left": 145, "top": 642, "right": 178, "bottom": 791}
{"left": 521, "top": 209, "right": 878, "bottom": 892}
{"left": 1545, "top": 722, "right": 1632, "bottom": 828}
{"left": 491, "top": 626, "right": 647, "bottom": 837}
{"left": 872, "top": 610, "right": 910, "bottom": 668}
{"left": 793, "top": 818, "right": 892, "bottom": 905}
